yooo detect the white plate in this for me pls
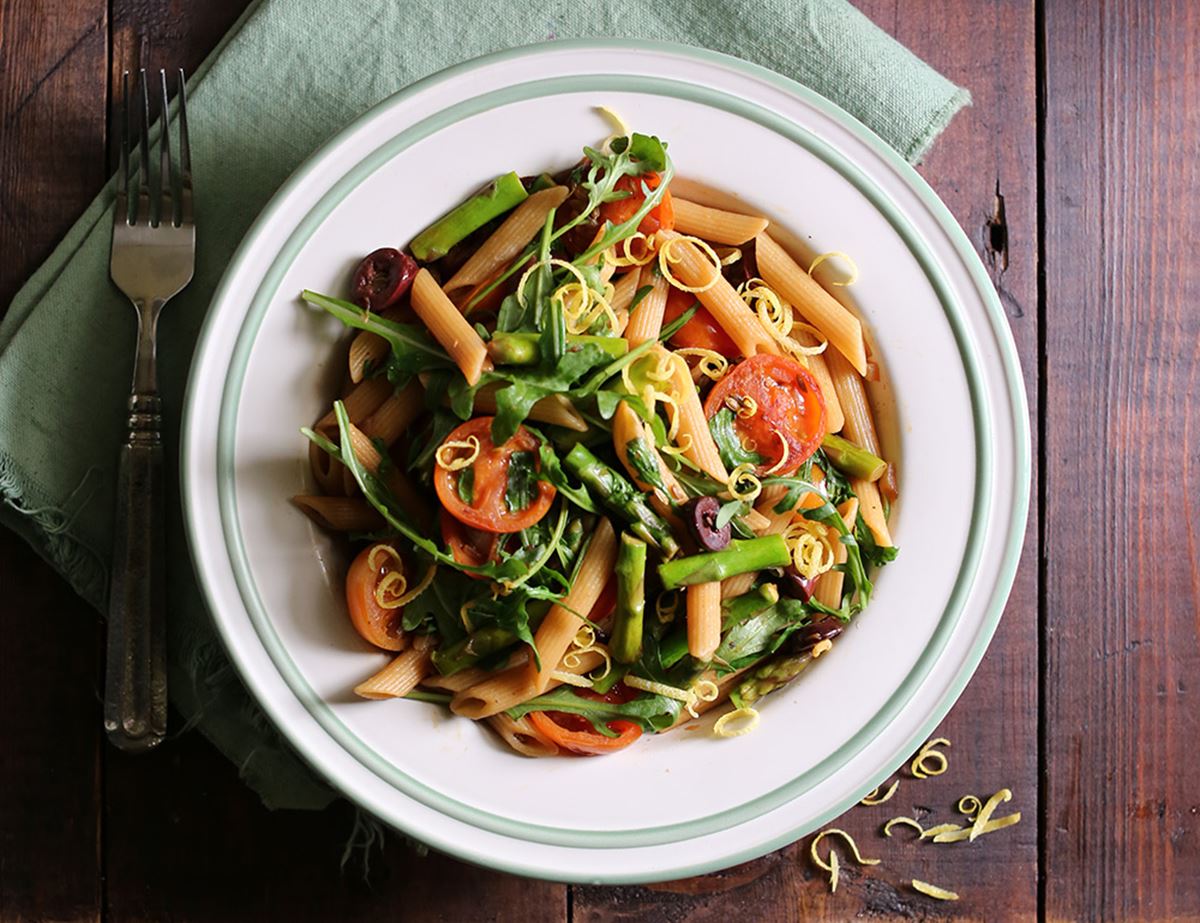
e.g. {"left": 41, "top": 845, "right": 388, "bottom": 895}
{"left": 182, "top": 41, "right": 1029, "bottom": 883}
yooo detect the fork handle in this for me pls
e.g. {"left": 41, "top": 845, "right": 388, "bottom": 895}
{"left": 104, "top": 391, "right": 167, "bottom": 752}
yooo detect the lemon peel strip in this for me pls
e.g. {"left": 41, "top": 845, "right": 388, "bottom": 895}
{"left": 810, "top": 828, "right": 880, "bottom": 893}
{"left": 392, "top": 564, "right": 435, "bottom": 608}
{"left": 883, "top": 816, "right": 924, "bottom": 838}
{"left": 659, "top": 235, "right": 722, "bottom": 293}
{"left": 675, "top": 347, "right": 728, "bottom": 381}
{"left": 860, "top": 779, "right": 900, "bottom": 806}
{"left": 713, "top": 707, "right": 760, "bottom": 738}
{"left": 436, "top": 436, "right": 480, "bottom": 471}
{"left": 910, "top": 737, "right": 951, "bottom": 779}
{"left": 373, "top": 570, "right": 408, "bottom": 609}
{"left": 911, "top": 879, "right": 959, "bottom": 901}
{"left": 808, "top": 250, "right": 859, "bottom": 287}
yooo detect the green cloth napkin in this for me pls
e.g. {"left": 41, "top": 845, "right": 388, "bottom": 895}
{"left": 0, "top": 0, "right": 968, "bottom": 810}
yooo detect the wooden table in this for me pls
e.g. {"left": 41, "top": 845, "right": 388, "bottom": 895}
{"left": 2, "top": 1, "right": 1196, "bottom": 919}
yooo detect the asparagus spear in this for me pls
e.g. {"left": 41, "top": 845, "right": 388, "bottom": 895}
{"left": 488, "top": 331, "right": 628, "bottom": 366}
{"left": 733, "top": 617, "right": 845, "bottom": 705}
{"left": 735, "top": 651, "right": 815, "bottom": 706}
{"left": 564, "top": 444, "right": 680, "bottom": 556}
{"left": 430, "top": 625, "right": 516, "bottom": 675}
{"left": 821, "top": 434, "right": 887, "bottom": 482}
{"left": 660, "top": 583, "right": 780, "bottom": 669}
{"left": 611, "top": 533, "right": 647, "bottom": 664}
{"left": 410, "top": 172, "right": 528, "bottom": 261}
{"left": 657, "top": 536, "right": 791, "bottom": 590}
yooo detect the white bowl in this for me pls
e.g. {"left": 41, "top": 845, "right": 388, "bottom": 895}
{"left": 182, "top": 40, "right": 1029, "bottom": 883}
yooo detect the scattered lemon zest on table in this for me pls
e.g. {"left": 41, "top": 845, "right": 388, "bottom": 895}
{"left": 861, "top": 779, "right": 900, "bottom": 806}
{"left": 958, "top": 794, "right": 983, "bottom": 819}
{"left": 809, "top": 828, "right": 880, "bottom": 893}
{"left": 883, "top": 816, "right": 924, "bottom": 838}
{"left": 911, "top": 879, "right": 959, "bottom": 901}
{"left": 910, "top": 737, "right": 951, "bottom": 778}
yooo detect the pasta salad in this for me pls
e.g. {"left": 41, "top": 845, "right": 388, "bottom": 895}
{"left": 296, "top": 130, "right": 898, "bottom": 757}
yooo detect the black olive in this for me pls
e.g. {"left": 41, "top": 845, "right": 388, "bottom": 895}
{"left": 779, "top": 567, "right": 816, "bottom": 602}
{"left": 684, "top": 496, "right": 731, "bottom": 551}
{"left": 788, "top": 615, "right": 845, "bottom": 654}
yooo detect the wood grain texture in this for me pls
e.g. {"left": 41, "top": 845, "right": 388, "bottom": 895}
{"left": 576, "top": 0, "right": 1041, "bottom": 917}
{"left": 0, "top": 2, "right": 108, "bottom": 921}
{"left": 1042, "top": 1, "right": 1200, "bottom": 920}
{"left": 104, "top": 732, "right": 565, "bottom": 923}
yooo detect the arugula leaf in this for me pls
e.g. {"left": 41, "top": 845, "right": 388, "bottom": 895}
{"left": 709, "top": 407, "right": 765, "bottom": 470}
{"left": 506, "top": 686, "right": 681, "bottom": 734}
{"left": 714, "top": 499, "right": 748, "bottom": 531}
{"left": 301, "top": 290, "right": 451, "bottom": 374}
{"left": 715, "top": 598, "right": 809, "bottom": 669}
{"left": 457, "top": 466, "right": 474, "bottom": 505}
{"left": 488, "top": 342, "right": 613, "bottom": 443}
{"left": 627, "top": 284, "right": 654, "bottom": 314}
{"left": 536, "top": 442, "right": 598, "bottom": 513}
{"left": 856, "top": 512, "right": 899, "bottom": 568}
{"left": 504, "top": 450, "right": 538, "bottom": 512}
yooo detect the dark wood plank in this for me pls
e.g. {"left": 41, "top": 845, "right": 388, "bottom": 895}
{"left": 100, "top": 7, "right": 568, "bottom": 920}
{"left": 104, "top": 732, "right": 565, "bottom": 923}
{"left": 0, "top": 2, "right": 108, "bottom": 921}
{"left": 1042, "top": 2, "right": 1200, "bottom": 919}
{"left": 575, "top": 0, "right": 1041, "bottom": 918}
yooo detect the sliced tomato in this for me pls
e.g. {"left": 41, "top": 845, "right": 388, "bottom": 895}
{"left": 598, "top": 172, "right": 675, "bottom": 235}
{"left": 440, "top": 509, "right": 500, "bottom": 575}
{"left": 662, "top": 285, "right": 739, "bottom": 356}
{"left": 434, "top": 417, "right": 555, "bottom": 533}
{"left": 527, "top": 711, "right": 643, "bottom": 756}
{"left": 345, "top": 542, "right": 408, "bottom": 651}
{"left": 703, "top": 354, "right": 827, "bottom": 476}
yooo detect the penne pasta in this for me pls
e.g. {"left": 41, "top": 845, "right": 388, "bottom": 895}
{"left": 315, "top": 376, "right": 392, "bottom": 433}
{"left": 853, "top": 477, "right": 893, "bottom": 548}
{"left": 624, "top": 262, "right": 669, "bottom": 346}
{"left": 687, "top": 581, "right": 722, "bottom": 661}
{"left": 609, "top": 268, "right": 643, "bottom": 316}
{"left": 612, "top": 400, "right": 688, "bottom": 506}
{"left": 756, "top": 232, "right": 868, "bottom": 375}
{"left": 672, "top": 198, "right": 768, "bottom": 245}
{"left": 661, "top": 345, "right": 728, "bottom": 483}
{"left": 527, "top": 518, "right": 618, "bottom": 693}
{"left": 348, "top": 307, "right": 406, "bottom": 383}
{"left": 813, "top": 499, "right": 860, "bottom": 608}
{"left": 825, "top": 344, "right": 897, "bottom": 499}
{"left": 422, "top": 651, "right": 530, "bottom": 693}
{"left": 291, "top": 495, "right": 385, "bottom": 532}
{"left": 443, "top": 185, "right": 570, "bottom": 294}
{"left": 467, "top": 383, "right": 588, "bottom": 432}
{"left": 487, "top": 713, "right": 560, "bottom": 758}
{"left": 309, "top": 438, "right": 346, "bottom": 495}
{"left": 359, "top": 380, "right": 423, "bottom": 447}
{"left": 657, "top": 230, "right": 779, "bottom": 357}
{"left": 450, "top": 650, "right": 603, "bottom": 719}
{"left": 795, "top": 329, "right": 844, "bottom": 435}
{"left": 410, "top": 268, "right": 491, "bottom": 385}
{"left": 354, "top": 646, "right": 432, "bottom": 699}
{"left": 344, "top": 420, "right": 433, "bottom": 528}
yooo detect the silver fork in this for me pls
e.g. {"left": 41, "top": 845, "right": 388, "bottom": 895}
{"left": 105, "top": 68, "right": 195, "bottom": 752}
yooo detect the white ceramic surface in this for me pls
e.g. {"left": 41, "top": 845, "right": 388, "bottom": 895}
{"left": 182, "top": 41, "right": 1028, "bottom": 883}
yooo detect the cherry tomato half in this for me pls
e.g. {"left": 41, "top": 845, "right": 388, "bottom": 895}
{"left": 662, "top": 285, "right": 740, "bottom": 356}
{"left": 703, "top": 354, "right": 827, "bottom": 476}
{"left": 345, "top": 542, "right": 408, "bottom": 651}
{"left": 433, "top": 417, "right": 556, "bottom": 533}
{"left": 598, "top": 172, "right": 675, "bottom": 236}
{"left": 440, "top": 509, "right": 500, "bottom": 575}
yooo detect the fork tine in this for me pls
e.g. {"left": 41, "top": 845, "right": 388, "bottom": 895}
{"left": 157, "top": 69, "right": 174, "bottom": 227}
{"left": 137, "top": 69, "right": 152, "bottom": 225}
{"left": 177, "top": 69, "right": 192, "bottom": 224}
{"left": 116, "top": 71, "right": 130, "bottom": 225}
